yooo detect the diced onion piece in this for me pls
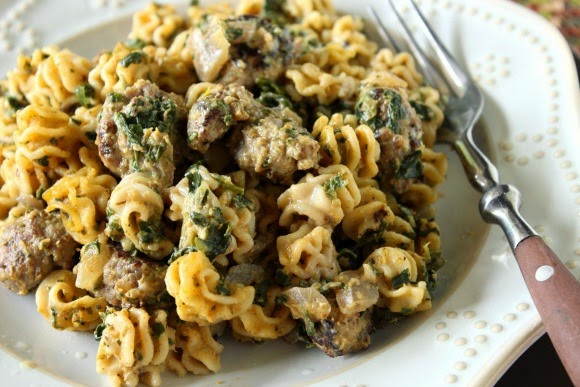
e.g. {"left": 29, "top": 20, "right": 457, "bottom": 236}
{"left": 282, "top": 287, "right": 331, "bottom": 322}
{"left": 336, "top": 279, "right": 379, "bottom": 315}
{"left": 190, "top": 17, "right": 231, "bottom": 82}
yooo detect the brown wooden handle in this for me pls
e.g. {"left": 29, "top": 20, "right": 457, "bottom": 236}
{"left": 514, "top": 235, "right": 580, "bottom": 385}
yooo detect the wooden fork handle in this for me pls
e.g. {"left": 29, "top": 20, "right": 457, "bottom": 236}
{"left": 480, "top": 185, "right": 580, "bottom": 384}
{"left": 515, "top": 236, "right": 580, "bottom": 385}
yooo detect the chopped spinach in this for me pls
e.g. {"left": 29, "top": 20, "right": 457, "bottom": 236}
{"left": 355, "top": 87, "right": 407, "bottom": 133}
{"left": 75, "top": 84, "right": 96, "bottom": 108}
{"left": 395, "top": 150, "right": 423, "bottom": 179}
{"left": 425, "top": 250, "right": 445, "bottom": 292}
{"left": 119, "top": 51, "right": 147, "bottom": 67}
{"left": 168, "top": 246, "right": 198, "bottom": 264}
{"left": 391, "top": 268, "right": 411, "bottom": 290}
{"left": 194, "top": 212, "right": 233, "bottom": 259}
{"left": 225, "top": 26, "right": 244, "bottom": 41}
{"left": 253, "top": 280, "right": 269, "bottom": 306}
{"left": 93, "top": 310, "right": 111, "bottom": 341}
{"left": 151, "top": 322, "right": 165, "bottom": 338}
{"left": 108, "top": 92, "right": 126, "bottom": 103}
{"left": 383, "top": 89, "right": 406, "bottom": 133}
{"left": 323, "top": 174, "right": 348, "bottom": 199}
{"left": 5, "top": 95, "right": 27, "bottom": 114}
{"left": 185, "top": 166, "right": 203, "bottom": 193}
{"left": 216, "top": 277, "right": 230, "bottom": 296}
{"left": 263, "top": 0, "right": 289, "bottom": 25}
{"left": 85, "top": 240, "right": 100, "bottom": 254}
{"left": 114, "top": 95, "right": 178, "bottom": 167}
{"left": 410, "top": 100, "right": 435, "bottom": 121}
{"left": 145, "top": 143, "right": 166, "bottom": 162}
{"left": 137, "top": 221, "right": 164, "bottom": 244}
{"left": 301, "top": 314, "right": 317, "bottom": 338}
{"left": 211, "top": 174, "right": 244, "bottom": 194}
{"left": 190, "top": 212, "right": 209, "bottom": 227}
{"left": 232, "top": 194, "right": 253, "bottom": 210}
{"left": 35, "top": 156, "right": 49, "bottom": 167}
{"left": 204, "top": 99, "right": 233, "bottom": 126}
{"left": 368, "top": 259, "right": 383, "bottom": 276}
{"left": 124, "top": 38, "right": 147, "bottom": 50}
{"left": 256, "top": 77, "right": 293, "bottom": 110}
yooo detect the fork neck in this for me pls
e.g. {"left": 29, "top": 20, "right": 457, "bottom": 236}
{"left": 453, "top": 137, "right": 499, "bottom": 192}
{"left": 479, "top": 184, "right": 537, "bottom": 251}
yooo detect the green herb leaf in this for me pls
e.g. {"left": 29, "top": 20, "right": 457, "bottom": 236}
{"left": 194, "top": 220, "right": 232, "bottom": 259}
{"left": 190, "top": 212, "right": 209, "bottom": 227}
{"left": 168, "top": 246, "right": 198, "bottom": 264}
{"left": 392, "top": 268, "right": 411, "bottom": 290}
{"left": 5, "top": 95, "right": 27, "bottom": 113}
{"left": 120, "top": 51, "right": 146, "bottom": 67}
{"left": 384, "top": 89, "right": 406, "bottom": 133}
{"left": 186, "top": 167, "right": 203, "bottom": 193}
{"left": 151, "top": 322, "right": 165, "bottom": 338}
{"left": 232, "top": 194, "right": 253, "bottom": 210}
{"left": 225, "top": 26, "right": 244, "bottom": 41}
{"left": 124, "top": 38, "right": 147, "bottom": 50}
{"left": 253, "top": 280, "right": 269, "bottom": 306}
{"left": 395, "top": 150, "right": 423, "bottom": 179}
{"left": 410, "top": 100, "right": 435, "bottom": 121}
{"left": 75, "top": 84, "right": 96, "bottom": 108}
{"left": 137, "top": 221, "right": 164, "bottom": 244}
{"left": 355, "top": 87, "right": 407, "bottom": 133}
{"left": 323, "top": 174, "right": 348, "bottom": 199}
{"left": 36, "top": 156, "right": 49, "bottom": 167}
{"left": 85, "top": 240, "right": 100, "bottom": 254}
{"left": 108, "top": 92, "right": 126, "bottom": 103}
{"left": 94, "top": 310, "right": 111, "bottom": 341}
{"left": 216, "top": 277, "right": 230, "bottom": 296}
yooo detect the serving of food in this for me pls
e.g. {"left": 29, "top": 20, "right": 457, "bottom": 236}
{"left": 0, "top": 0, "right": 578, "bottom": 386}
{"left": 0, "top": 0, "right": 449, "bottom": 385}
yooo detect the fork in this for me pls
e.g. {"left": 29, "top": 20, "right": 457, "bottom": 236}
{"left": 369, "top": 1, "right": 580, "bottom": 383}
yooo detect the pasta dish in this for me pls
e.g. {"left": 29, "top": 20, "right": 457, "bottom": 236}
{"left": 0, "top": 0, "right": 447, "bottom": 385}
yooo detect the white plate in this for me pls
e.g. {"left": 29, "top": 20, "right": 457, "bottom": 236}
{"left": 0, "top": 0, "right": 578, "bottom": 386}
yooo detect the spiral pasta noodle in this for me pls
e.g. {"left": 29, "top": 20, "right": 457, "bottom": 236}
{"left": 106, "top": 172, "right": 174, "bottom": 259}
{"left": 96, "top": 308, "right": 175, "bottom": 387}
{"left": 43, "top": 166, "right": 117, "bottom": 244}
{"left": 231, "top": 286, "right": 296, "bottom": 341}
{"left": 166, "top": 321, "right": 224, "bottom": 376}
{"left": 26, "top": 49, "right": 92, "bottom": 111}
{"left": 129, "top": 3, "right": 187, "bottom": 48}
{"left": 88, "top": 43, "right": 160, "bottom": 100}
{"left": 365, "top": 247, "right": 431, "bottom": 313}
{"left": 165, "top": 251, "right": 255, "bottom": 325}
{"left": 36, "top": 269, "right": 107, "bottom": 331}
{"left": 277, "top": 222, "right": 340, "bottom": 280}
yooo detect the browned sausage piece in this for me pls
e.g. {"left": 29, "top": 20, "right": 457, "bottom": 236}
{"left": 0, "top": 209, "right": 78, "bottom": 295}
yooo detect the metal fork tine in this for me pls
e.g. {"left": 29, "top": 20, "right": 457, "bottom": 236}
{"left": 366, "top": 5, "right": 401, "bottom": 53}
{"left": 386, "top": 0, "right": 449, "bottom": 94}
{"left": 404, "top": 0, "right": 468, "bottom": 95}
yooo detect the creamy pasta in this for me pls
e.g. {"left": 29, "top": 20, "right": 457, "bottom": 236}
{"left": 0, "top": 1, "right": 447, "bottom": 385}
